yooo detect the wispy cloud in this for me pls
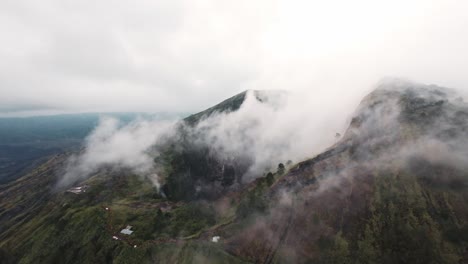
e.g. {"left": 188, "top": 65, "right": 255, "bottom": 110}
{"left": 57, "top": 116, "right": 176, "bottom": 187}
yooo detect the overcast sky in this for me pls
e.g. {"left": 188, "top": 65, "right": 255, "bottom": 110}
{"left": 1, "top": 0, "right": 468, "bottom": 116}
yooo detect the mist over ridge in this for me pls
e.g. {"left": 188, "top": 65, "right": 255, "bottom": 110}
{"left": 59, "top": 79, "right": 468, "bottom": 194}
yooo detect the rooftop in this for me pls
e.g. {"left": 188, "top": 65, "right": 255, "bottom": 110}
{"left": 120, "top": 225, "right": 133, "bottom": 235}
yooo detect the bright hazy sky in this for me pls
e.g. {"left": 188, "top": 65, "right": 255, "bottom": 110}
{"left": 1, "top": 0, "right": 468, "bottom": 116}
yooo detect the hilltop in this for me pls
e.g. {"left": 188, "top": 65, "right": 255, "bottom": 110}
{"left": 183, "top": 90, "right": 286, "bottom": 125}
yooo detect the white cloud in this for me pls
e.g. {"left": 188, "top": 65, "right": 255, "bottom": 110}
{"left": 58, "top": 116, "right": 176, "bottom": 187}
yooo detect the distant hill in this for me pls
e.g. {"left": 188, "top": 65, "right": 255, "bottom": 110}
{"left": 0, "top": 112, "right": 184, "bottom": 184}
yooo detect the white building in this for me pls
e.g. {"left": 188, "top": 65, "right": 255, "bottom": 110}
{"left": 120, "top": 225, "right": 134, "bottom": 235}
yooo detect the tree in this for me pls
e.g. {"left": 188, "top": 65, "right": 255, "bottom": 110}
{"left": 266, "top": 172, "right": 274, "bottom": 186}
{"left": 277, "top": 163, "right": 285, "bottom": 175}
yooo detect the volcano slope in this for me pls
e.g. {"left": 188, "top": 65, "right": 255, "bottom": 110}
{"left": 221, "top": 82, "right": 468, "bottom": 263}
{"left": 158, "top": 89, "right": 286, "bottom": 201}
{"left": 1, "top": 81, "right": 468, "bottom": 264}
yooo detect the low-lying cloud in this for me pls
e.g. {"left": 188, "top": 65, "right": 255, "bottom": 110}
{"left": 59, "top": 80, "right": 468, "bottom": 191}
{"left": 59, "top": 88, "right": 351, "bottom": 187}
{"left": 58, "top": 117, "right": 176, "bottom": 187}
{"left": 190, "top": 90, "right": 348, "bottom": 179}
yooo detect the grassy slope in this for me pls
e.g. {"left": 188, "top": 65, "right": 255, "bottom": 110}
{"left": 0, "top": 160, "right": 249, "bottom": 263}
{"left": 2, "top": 149, "right": 467, "bottom": 263}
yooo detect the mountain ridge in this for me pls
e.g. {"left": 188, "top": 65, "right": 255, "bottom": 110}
{"left": 1, "top": 81, "right": 468, "bottom": 263}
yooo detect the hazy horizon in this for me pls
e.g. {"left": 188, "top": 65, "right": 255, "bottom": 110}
{"left": 2, "top": 0, "right": 468, "bottom": 117}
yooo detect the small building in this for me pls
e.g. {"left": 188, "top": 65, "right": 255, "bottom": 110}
{"left": 66, "top": 185, "right": 89, "bottom": 194}
{"left": 120, "top": 225, "right": 133, "bottom": 235}
{"left": 212, "top": 236, "right": 221, "bottom": 243}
